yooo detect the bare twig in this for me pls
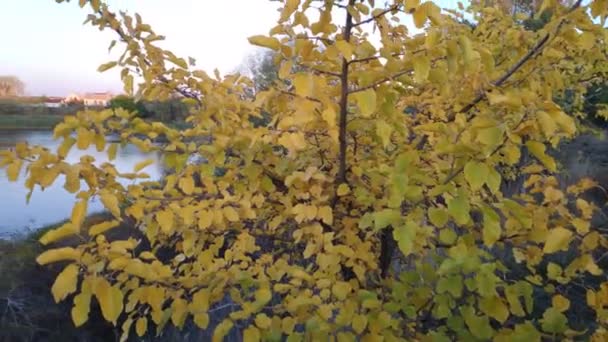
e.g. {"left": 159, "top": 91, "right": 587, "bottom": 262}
{"left": 352, "top": 4, "right": 402, "bottom": 28}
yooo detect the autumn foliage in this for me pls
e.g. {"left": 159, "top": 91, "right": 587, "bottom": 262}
{"left": 2, "top": 0, "right": 608, "bottom": 340}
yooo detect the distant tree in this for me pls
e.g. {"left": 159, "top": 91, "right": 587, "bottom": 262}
{"left": 240, "top": 49, "right": 280, "bottom": 94}
{"left": 0, "top": 76, "right": 25, "bottom": 97}
{"left": 109, "top": 95, "right": 150, "bottom": 118}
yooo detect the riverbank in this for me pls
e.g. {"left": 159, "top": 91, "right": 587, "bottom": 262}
{"left": 0, "top": 213, "right": 232, "bottom": 342}
{"left": 0, "top": 114, "right": 65, "bottom": 130}
{"left": 0, "top": 213, "right": 119, "bottom": 341}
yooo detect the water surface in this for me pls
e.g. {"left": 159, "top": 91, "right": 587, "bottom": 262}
{"left": 0, "top": 129, "right": 162, "bottom": 234}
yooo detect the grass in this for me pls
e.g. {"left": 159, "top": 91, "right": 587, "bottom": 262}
{"left": 0, "top": 114, "right": 64, "bottom": 130}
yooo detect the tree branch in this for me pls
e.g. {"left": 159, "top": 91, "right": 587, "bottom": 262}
{"left": 352, "top": 4, "right": 402, "bottom": 28}
{"left": 348, "top": 69, "right": 411, "bottom": 95}
{"left": 279, "top": 90, "right": 322, "bottom": 103}
{"left": 446, "top": 0, "right": 584, "bottom": 121}
{"left": 336, "top": 0, "right": 356, "bottom": 187}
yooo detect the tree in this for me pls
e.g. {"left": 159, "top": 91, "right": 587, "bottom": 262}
{"left": 0, "top": 76, "right": 25, "bottom": 97}
{"left": 2, "top": 0, "right": 608, "bottom": 341}
{"left": 109, "top": 95, "right": 151, "bottom": 118}
{"left": 241, "top": 50, "right": 280, "bottom": 94}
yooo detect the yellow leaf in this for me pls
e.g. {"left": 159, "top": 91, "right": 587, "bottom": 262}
{"left": 100, "top": 191, "right": 121, "bottom": 218}
{"left": 89, "top": 220, "right": 120, "bottom": 236}
{"left": 51, "top": 264, "right": 79, "bottom": 303}
{"left": 94, "top": 134, "right": 105, "bottom": 152}
{"left": 405, "top": 0, "right": 420, "bottom": 12}
{"left": 502, "top": 144, "right": 521, "bottom": 165}
{"left": 58, "top": 137, "right": 76, "bottom": 158}
{"left": 448, "top": 195, "right": 470, "bottom": 225}
{"left": 337, "top": 184, "right": 350, "bottom": 196}
{"left": 136, "top": 317, "right": 147, "bottom": 337}
{"left": 37, "top": 247, "right": 80, "bottom": 265}
{"left": 71, "top": 291, "right": 91, "bottom": 327}
{"left": 426, "top": 29, "right": 441, "bottom": 49}
{"left": 336, "top": 40, "right": 353, "bottom": 61}
{"left": 243, "top": 326, "right": 261, "bottom": 342}
{"left": 248, "top": 35, "right": 281, "bottom": 50}
{"left": 179, "top": 176, "right": 195, "bottom": 195}
{"left": 464, "top": 161, "right": 489, "bottom": 191}
{"left": 477, "top": 127, "right": 503, "bottom": 146}
{"left": 579, "top": 32, "right": 595, "bottom": 49}
{"left": 280, "top": 0, "right": 300, "bottom": 22}
{"left": 39, "top": 222, "right": 78, "bottom": 245}
{"left": 171, "top": 298, "right": 188, "bottom": 328}
{"left": 98, "top": 61, "right": 117, "bottom": 72}
{"left": 198, "top": 210, "right": 212, "bottom": 229}
{"left": 482, "top": 205, "right": 501, "bottom": 247}
{"left": 76, "top": 128, "right": 93, "bottom": 149}
{"left": 413, "top": 55, "right": 430, "bottom": 83}
{"left": 543, "top": 227, "right": 573, "bottom": 254}
{"left": 459, "top": 35, "right": 474, "bottom": 68}
{"left": 255, "top": 313, "right": 272, "bottom": 329}
{"left": 332, "top": 281, "right": 352, "bottom": 300}
{"left": 6, "top": 159, "right": 22, "bottom": 182}
{"left": 223, "top": 206, "right": 239, "bottom": 222}
{"left": 537, "top": 111, "right": 557, "bottom": 137}
{"left": 353, "top": 89, "right": 376, "bottom": 117}
{"left": 190, "top": 288, "right": 210, "bottom": 313}
{"left": 279, "top": 60, "right": 293, "bottom": 79}
{"left": 394, "top": 221, "right": 417, "bottom": 256}
{"left": 428, "top": 207, "right": 448, "bottom": 227}
{"left": 293, "top": 73, "right": 314, "bottom": 97}
{"left": 486, "top": 168, "right": 501, "bottom": 194}
{"left": 253, "top": 287, "right": 272, "bottom": 310}
{"left": 134, "top": 159, "right": 155, "bottom": 172}
{"left": 108, "top": 143, "right": 118, "bottom": 161}
{"left": 479, "top": 295, "right": 510, "bottom": 323}
{"left": 71, "top": 200, "right": 88, "bottom": 227}
{"left": 94, "top": 279, "right": 124, "bottom": 325}
{"left": 526, "top": 141, "right": 556, "bottom": 172}
{"left": 64, "top": 165, "right": 81, "bottom": 194}
{"left": 376, "top": 120, "right": 393, "bottom": 148}
{"left": 194, "top": 313, "right": 210, "bottom": 329}
{"left": 317, "top": 206, "right": 333, "bottom": 225}
{"left": 552, "top": 295, "right": 570, "bottom": 312}
{"left": 352, "top": 314, "right": 368, "bottom": 334}
{"left": 322, "top": 106, "right": 337, "bottom": 128}
{"left": 156, "top": 209, "right": 174, "bottom": 233}
{"left": 213, "top": 319, "right": 234, "bottom": 342}
{"left": 413, "top": 5, "right": 427, "bottom": 28}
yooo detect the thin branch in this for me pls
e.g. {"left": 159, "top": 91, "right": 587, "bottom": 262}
{"left": 294, "top": 35, "right": 334, "bottom": 44}
{"left": 308, "top": 67, "right": 341, "bottom": 77}
{"left": 96, "top": 8, "right": 202, "bottom": 106}
{"left": 352, "top": 4, "right": 402, "bottom": 27}
{"left": 348, "top": 68, "right": 413, "bottom": 94}
{"left": 446, "top": 0, "right": 584, "bottom": 121}
{"left": 279, "top": 90, "right": 322, "bottom": 103}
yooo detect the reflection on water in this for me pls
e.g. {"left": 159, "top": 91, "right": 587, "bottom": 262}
{"left": 0, "top": 130, "right": 162, "bottom": 234}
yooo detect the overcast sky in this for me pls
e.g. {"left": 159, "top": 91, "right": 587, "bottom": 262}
{"left": 0, "top": 1, "right": 460, "bottom": 96}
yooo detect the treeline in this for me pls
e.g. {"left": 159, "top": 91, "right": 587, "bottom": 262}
{"left": 0, "top": 98, "right": 83, "bottom": 117}
{"left": 0, "top": 96, "right": 190, "bottom": 125}
{"left": 108, "top": 95, "right": 190, "bottom": 123}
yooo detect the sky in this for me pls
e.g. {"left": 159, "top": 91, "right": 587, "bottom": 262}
{"left": 0, "top": 0, "right": 281, "bottom": 96}
{"left": 0, "top": 0, "right": 461, "bottom": 97}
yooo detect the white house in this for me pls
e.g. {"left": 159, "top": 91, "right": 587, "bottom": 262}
{"left": 44, "top": 97, "right": 64, "bottom": 108}
{"left": 63, "top": 92, "right": 114, "bottom": 107}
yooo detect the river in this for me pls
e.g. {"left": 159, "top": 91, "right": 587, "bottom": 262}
{"left": 0, "top": 129, "right": 163, "bottom": 235}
